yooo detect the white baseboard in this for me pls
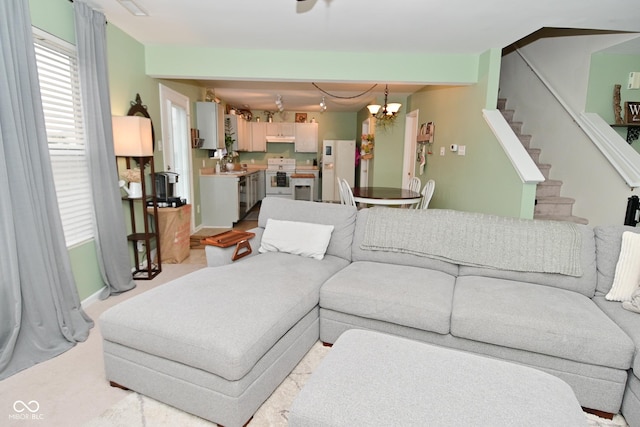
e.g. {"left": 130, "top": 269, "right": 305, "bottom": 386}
{"left": 81, "top": 286, "right": 106, "bottom": 309}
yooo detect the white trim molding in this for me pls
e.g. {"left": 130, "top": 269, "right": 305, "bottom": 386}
{"left": 580, "top": 112, "right": 640, "bottom": 189}
{"left": 482, "top": 109, "right": 545, "bottom": 184}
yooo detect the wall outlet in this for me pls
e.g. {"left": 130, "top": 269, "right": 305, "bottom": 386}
{"left": 440, "top": 146, "right": 445, "bottom": 156}
{"left": 137, "top": 241, "right": 145, "bottom": 253}
{"left": 458, "top": 145, "right": 466, "bottom": 156}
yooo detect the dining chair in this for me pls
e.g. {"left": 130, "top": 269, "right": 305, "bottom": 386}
{"left": 338, "top": 178, "right": 356, "bottom": 207}
{"left": 407, "top": 177, "right": 421, "bottom": 194}
{"left": 404, "top": 177, "right": 422, "bottom": 208}
{"left": 417, "top": 179, "right": 435, "bottom": 209}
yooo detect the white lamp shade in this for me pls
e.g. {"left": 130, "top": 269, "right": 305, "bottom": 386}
{"left": 112, "top": 116, "right": 153, "bottom": 156}
{"left": 387, "top": 103, "right": 402, "bottom": 114}
{"left": 367, "top": 104, "right": 381, "bottom": 115}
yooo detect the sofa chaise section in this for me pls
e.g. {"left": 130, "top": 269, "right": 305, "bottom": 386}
{"left": 100, "top": 198, "right": 357, "bottom": 426}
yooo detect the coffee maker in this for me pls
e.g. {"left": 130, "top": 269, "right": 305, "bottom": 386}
{"left": 155, "top": 171, "right": 183, "bottom": 207}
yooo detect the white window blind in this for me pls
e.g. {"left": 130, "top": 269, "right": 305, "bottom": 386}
{"left": 33, "top": 28, "right": 94, "bottom": 247}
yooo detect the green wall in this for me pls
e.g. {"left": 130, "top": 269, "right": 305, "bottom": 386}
{"left": 585, "top": 52, "right": 640, "bottom": 151}
{"left": 145, "top": 46, "right": 479, "bottom": 85}
{"left": 406, "top": 49, "right": 535, "bottom": 218}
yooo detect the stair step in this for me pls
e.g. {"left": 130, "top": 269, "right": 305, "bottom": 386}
{"left": 501, "top": 109, "right": 515, "bottom": 122}
{"left": 534, "top": 197, "right": 575, "bottom": 217}
{"left": 518, "top": 134, "right": 532, "bottom": 149}
{"left": 497, "top": 98, "right": 507, "bottom": 110}
{"left": 527, "top": 148, "right": 541, "bottom": 163}
{"left": 536, "top": 179, "right": 563, "bottom": 198}
{"left": 537, "top": 163, "right": 552, "bottom": 179}
{"left": 510, "top": 121, "right": 523, "bottom": 134}
{"left": 534, "top": 214, "right": 589, "bottom": 225}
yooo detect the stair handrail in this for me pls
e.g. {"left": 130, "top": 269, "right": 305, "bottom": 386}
{"left": 515, "top": 48, "right": 640, "bottom": 189}
{"left": 482, "top": 109, "right": 545, "bottom": 184}
{"left": 580, "top": 112, "right": 640, "bottom": 188}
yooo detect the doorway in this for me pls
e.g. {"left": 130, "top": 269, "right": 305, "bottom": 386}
{"left": 159, "top": 84, "right": 194, "bottom": 232}
{"left": 402, "top": 109, "right": 419, "bottom": 188}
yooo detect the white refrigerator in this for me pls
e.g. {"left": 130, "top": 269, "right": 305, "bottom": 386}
{"left": 322, "top": 140, "right": 356, "bottom": 202}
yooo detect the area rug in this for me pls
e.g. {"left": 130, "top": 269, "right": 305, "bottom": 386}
{"left": 83, "top": 342, "right": 628, "bottom": 427}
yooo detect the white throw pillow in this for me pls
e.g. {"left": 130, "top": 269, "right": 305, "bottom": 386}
{"left": 606, "top": 231, "right": 640, "bottom": 302}
{"left": 259, "top": 219, "right": 334, "bottom": 260}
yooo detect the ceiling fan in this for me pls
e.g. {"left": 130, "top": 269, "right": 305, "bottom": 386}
{"left": 296, "top": 0, "right": 323, "bottom": 13}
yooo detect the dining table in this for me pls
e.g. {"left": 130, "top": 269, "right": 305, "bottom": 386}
{"left": 351, "top": 186, "right": 422, "bottom": 207}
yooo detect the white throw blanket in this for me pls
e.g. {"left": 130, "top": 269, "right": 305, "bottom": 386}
{"left": 361, "top": 208, "right": 583, "bottom": 277}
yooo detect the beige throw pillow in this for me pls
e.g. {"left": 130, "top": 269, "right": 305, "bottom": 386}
{"left": 606, "top": 231, "right": 640, "bottom": 302}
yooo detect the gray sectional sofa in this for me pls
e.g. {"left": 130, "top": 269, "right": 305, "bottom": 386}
{"left": 100, "top": 197, "right": 640, "bottom": 427}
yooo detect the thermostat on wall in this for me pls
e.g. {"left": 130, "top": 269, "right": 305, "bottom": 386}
{"left": 450, "top": 144, "right": 458, "bottom": 152}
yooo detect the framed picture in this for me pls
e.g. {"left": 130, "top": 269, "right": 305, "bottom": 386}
{"left": 625, "top": 102, "right": 640, "bottom": 124}
{"left": 295, "top": 113, "right": 307, "bottom": 123}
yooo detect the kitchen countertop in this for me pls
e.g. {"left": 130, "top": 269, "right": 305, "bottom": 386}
{"left": 200, "top": 165, "right": 318, "bottom": 177}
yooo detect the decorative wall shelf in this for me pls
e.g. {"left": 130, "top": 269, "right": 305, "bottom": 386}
{"left": 611, "top": 124, "right": 640, "bottom": 144}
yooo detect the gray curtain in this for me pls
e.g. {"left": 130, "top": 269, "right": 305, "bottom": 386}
{"left": 74, "top": 1, "right": 135, "bottom": 298}
{"left": 0, "top": 0, "right": 93, "bottom": 380}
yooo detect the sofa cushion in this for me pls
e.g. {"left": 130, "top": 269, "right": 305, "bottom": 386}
{"left": 351, "top": 209, "right": 459, "bottom": 276}
{"left": 258, "top": 197, "right": 357, "bottom": 261}
{"left": 320, "top": 261, "right": 455, "bottom": 334}
{"left": 594, "top": 296, "right": 640, "bottom": 374}
{"left": 594, "top": 225, "right": 640, "bottom": 296}
{"left": 451, "top": 276, "right": 634, "bottom": 369}
{"left": 458, "top": 224, "right": 597, "bottom": 298}
{"left": 100, "top": 252, "right": 349, "bottom": 382}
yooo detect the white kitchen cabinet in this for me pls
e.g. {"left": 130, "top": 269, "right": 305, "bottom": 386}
{"left": 295, "top": 122, "right": 318, "bottom": 153}
{"left": 225, "top": 114, "right": 249, "bottom": 151}
{"left": 200, "top": 175, "right": 239, "bottom": 227}
{"left": 257, "top": 170, "right": 266, "bottom": 200}
{"left": 196, "top": 102, "right": 224, "bottom": 149}
{"left": 266, "top": 122, "right": 295, "bottom": 138}
{"left": 249, "top": 122, "right": 267, "bottom": 152}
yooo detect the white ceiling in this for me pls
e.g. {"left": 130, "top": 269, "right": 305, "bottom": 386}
{"left": 87, "top": 0, "right": 640, "bottom": 112}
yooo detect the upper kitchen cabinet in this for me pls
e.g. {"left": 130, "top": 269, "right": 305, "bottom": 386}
{"left": 225, "top": 114, "right": 250, "bottom": 151}
{"left": 249, "top": 122, "right": 267, "bottom": 152}
{"left": 266, "top": 122, "right": 295, "bottom": 142}
{"left": 196, "top": 102, "right": 224, "bottom": 149}
{"left": 294, "top": 122, "right": 318, "bottom": 153}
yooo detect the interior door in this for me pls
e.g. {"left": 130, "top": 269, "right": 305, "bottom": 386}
{"left": 159, "top": 84, "right": 194, "bottom": 232}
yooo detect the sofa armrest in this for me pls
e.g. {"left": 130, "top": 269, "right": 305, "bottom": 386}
{"left": 205, "top": 228, "right": 263, "bottom": 267}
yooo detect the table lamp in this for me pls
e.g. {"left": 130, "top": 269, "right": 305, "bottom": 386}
{"left": 112, "top": 116, "right": 153, "bottom": 156}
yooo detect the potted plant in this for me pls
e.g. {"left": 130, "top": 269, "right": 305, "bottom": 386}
{"left": 223, "top": 118, "right": 239, "bottom": 171}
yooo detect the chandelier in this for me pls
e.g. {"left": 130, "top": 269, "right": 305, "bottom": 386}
{"left": 367, "top": 85, "right": 401, "bottom": 126}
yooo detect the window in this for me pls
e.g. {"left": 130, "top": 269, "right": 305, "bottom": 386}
{"left": 33, "top": 28, "right": 94, "bottom": 247}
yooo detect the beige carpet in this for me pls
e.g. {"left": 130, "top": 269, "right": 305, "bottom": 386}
{"left": 82, "top": 339, "right": 628, "bottom": 427}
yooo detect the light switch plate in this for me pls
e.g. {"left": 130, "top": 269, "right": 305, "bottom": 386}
{"left": 458, "top": 145, "right": 466, "bottom": 156}
{"left": 440, "top": 146, "right": 445, "bottom": 156}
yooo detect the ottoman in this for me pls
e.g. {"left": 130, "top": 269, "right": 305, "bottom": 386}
{"left": 289, "top": 329, "right": 586, "bottom": 427}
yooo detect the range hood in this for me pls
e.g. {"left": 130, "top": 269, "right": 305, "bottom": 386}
{"left": 266, "top": 136, "right": 295, "bottom": 143}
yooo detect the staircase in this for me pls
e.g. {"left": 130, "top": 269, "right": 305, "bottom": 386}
{"left": 498, "top": 99, "right": 588, "bottom": 225}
